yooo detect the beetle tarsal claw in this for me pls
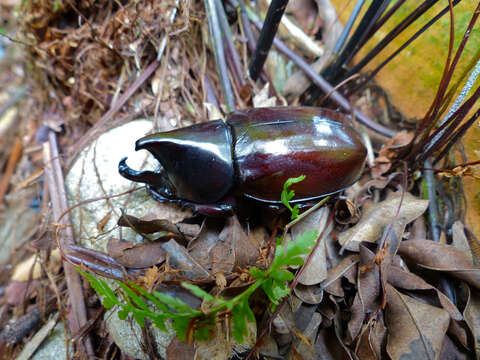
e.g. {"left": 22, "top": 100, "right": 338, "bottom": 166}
{"left": 118, "top": 157, "right": 163, "bottom": 188}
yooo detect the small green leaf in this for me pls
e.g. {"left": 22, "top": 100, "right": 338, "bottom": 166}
{"left": 231, "top": 300, "right": 249, "bottom": 343}
{"left": 270, "top": 269, "right": 294, "bottom": 281}
{"left": 118, "top": 308, "right": 130, "bottom": 321}
{"left": 249, "top": 267, "right": 266, "bottom": 279}
{"left": 171, "top": 316, "right": 191, "bottom": 341}
{"left": 181, "top": 283, "right": 216, "bottom": 303}
{"left": 152, "top": 292, "right": 192, "bottom": 313}
{"left": 281, "top": 175, "right": 306, "bottom": 219}
{"left": 117, "top": 282, "right": 150, "bottom": 311}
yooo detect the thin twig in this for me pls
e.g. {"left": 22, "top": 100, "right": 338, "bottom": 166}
{"left": 43, "top": 132, "right": 94, "bottom": 357}
{"left": 214, "top": 0, "right": 246, "bottom": 89}
{"left": 204, "top": 0, "right": 236, "bottom": 112}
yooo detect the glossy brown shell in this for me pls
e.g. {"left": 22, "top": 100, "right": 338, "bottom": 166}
{"left": 227, "top": 107, "right": 367, "bottom": 203}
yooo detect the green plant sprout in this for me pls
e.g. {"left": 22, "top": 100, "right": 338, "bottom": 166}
{"left": 79, "top": 177, "right": 318, "bottom": 343}
{"left": 281, "top": 174, "right": 306, "bottom": 220}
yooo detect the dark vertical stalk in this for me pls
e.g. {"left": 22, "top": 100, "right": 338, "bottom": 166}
{"left": 322, "top": 0, "right": 386, "bottom": 83}
{"left": 348, "top": 0, "right": 461, "bottom": 97}
{"left": 344, "top": 0, "right": 439, "bottom": 79}
{"left": 424, "top": 159, "right": 441, "bottom": 243}
{"left": 248, "top": 0, "right": 289, "bottom": 81}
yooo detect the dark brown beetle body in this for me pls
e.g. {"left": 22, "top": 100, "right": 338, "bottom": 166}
{"left": 119, "top": 107, "right": 367, "bottom": 215}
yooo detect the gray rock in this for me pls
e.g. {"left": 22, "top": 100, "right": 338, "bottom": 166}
{"left": 66, "top": 120, "right": 183, "bottom": 359}
{"left": 30, "top": 322, "right": 69, "bottom": 360}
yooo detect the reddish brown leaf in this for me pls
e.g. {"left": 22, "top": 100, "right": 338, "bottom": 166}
{"left": 5, "top": 281, "right": 38, "bottom": 306}
{"left": 107, "top": 238, "right": 166, "bottom": 268}
{"left": 398, "top": 240, "right": 480, "bottom": 288}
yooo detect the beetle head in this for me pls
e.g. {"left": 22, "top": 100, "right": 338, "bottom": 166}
{"left": 118, "top": 120, "right": 235, "bottom": 204}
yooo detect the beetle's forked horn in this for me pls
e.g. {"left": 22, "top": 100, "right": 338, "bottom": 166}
{"left": 118, "top": 157, "right": 163, "bottom": 188}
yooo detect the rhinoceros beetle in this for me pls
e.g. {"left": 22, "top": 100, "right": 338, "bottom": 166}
{"left": 118, "top": 107, "right": 367, "bottom": 216}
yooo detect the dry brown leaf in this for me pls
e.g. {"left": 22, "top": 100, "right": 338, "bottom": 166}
{"left": 438, "top": 335, "right": 471, "bottom": 360}
{"left": 355, "top": 314, "right": 387, "bottom": 360}
{"left": 188, "top": 219, "right": 220, "bottom": 269}
{"left": 290, "top": 312, "right": 322, "bottom": 360}
{"left": 452, "top": 221, "right": 474, "bottom": 264}
{"left": 219, "top": 215, "right": 259, "bottom": 269}
{"left": 293, "top": 284, "right": 324, "bottom": 304}
{"left": 291, "top": 207, "right": 329, "bottom": 284}
{"left": 387, "top": 266, "right": 462, "bottom": 321}
{"left": 160, "top": 239, "right": 212, "bottom": 280}
{"left": 315, "top": 327, "right": 353, "bottom": 360}
{"left": 117, "top": 214, "right": 181, "bottom": 235}
{"left": 338, "top": 192, "right": 429, "bottom": 252}
{"left": 320, "top": 254, "right": 359, "bottom": 297}
{"left": 347, "top": 244, "right": 381, "bottom": 343}
{"left": 107, "top": 238, "right": 166, "bottom": 268}
{"left": 464, "top": 288, "right": 480, "bottom": 359}
{"left": 398, "top": 239, "right": 480, "bottom": 289}
{"left": 386, "top": 284, "right": 450, "bottom": 360}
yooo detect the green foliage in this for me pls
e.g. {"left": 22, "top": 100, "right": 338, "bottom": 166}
{"left": 79, "top": 176, "right": 318, "bottom": 343}
{"left": 281, "top": 174, "right": 306, "bottom": 219}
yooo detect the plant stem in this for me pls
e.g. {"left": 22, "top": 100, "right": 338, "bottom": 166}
{"left": 204, "top": 0, "right": 236, "bottom": 111}
{"left": 248, "top": 0, "right": 289, "bottom": 81}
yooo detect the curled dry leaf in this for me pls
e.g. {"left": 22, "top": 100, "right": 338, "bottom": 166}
{"left": 117, "top": 213, "right": 182, "bottom": 235}
{"left": 398, "top": 240, "right": 480, "bottom": 289}
{"left": 386, "top": 284, "right": 449, "bottom": 360}
{"left": 107, "top": 238, "right": 166, "bottom": 269}
{"left": 387, "top": 266, "right": 462, "bottom": 321}
{"left": 452, "top": 221, "right": 474, "bottom": 264}
{"left": 338, "top": 192, "right": 429, "bottom": 252}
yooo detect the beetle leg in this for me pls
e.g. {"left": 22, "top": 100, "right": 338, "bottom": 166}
{"left": 147, "top": 186, "right": 235, "bottom": 217}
